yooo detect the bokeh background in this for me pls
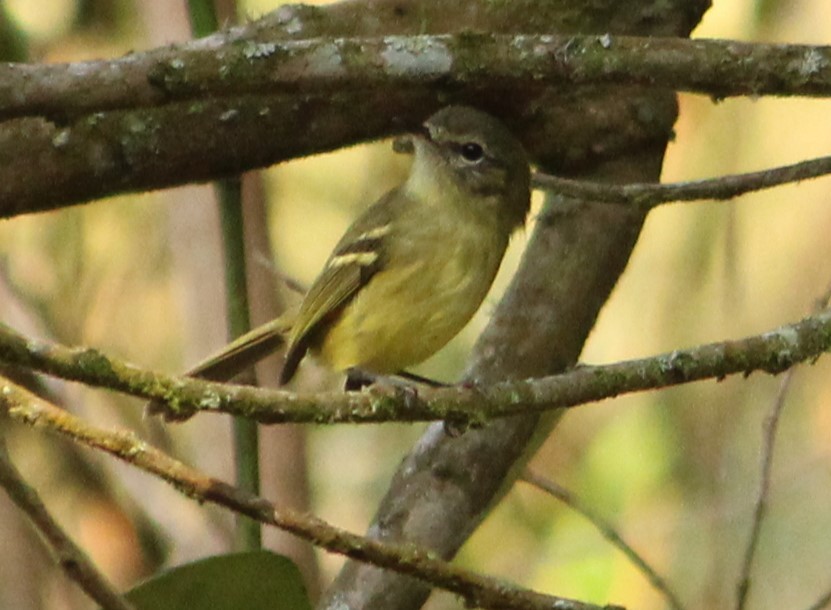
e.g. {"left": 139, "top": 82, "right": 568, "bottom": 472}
{"left": 1, "top": 1, "right": 830, "bottom": 609}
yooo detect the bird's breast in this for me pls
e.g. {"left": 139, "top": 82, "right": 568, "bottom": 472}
{"left": 318, "top": 221, "right": 505, "bottom": 374}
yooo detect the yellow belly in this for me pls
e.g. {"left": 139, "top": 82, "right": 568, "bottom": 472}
{"left": 317, "top": 238, "right": 503, "bottom": 374}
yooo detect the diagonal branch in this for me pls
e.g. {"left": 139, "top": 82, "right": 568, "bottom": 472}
{"left": 532, "top": 154, "right": 831, "bottom": 209}
{"left": 0, "top": 414, "right": 135, "bottom": 610}
{"left": 806, "top": 587, "right": 831, "bottom": 610}
{"left": 0, "top": 378, "right": 603, "bottom": 610}
{"left": 0, "top": 308, "right": 829, "bottom": 425}
{"left": 523, "top": 469, "right": 685, "bottom": 610}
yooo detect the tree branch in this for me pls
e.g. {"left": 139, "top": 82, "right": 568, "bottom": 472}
{"left": 523, "top": 469, "right": 685, "bottom": 610}
{"left": 0, "top": 3, "right": 723, "bottom": 609}
{"left": 0, "top": 415, "right": 135, "bottom": 610}
{"left": 2, "top": 26, "right": 830, "bottom": 218}
{"left": 735, "top": 367, "right": 790, "bottom": 610}
{"left": 0, "top": 378, "right": 605, "bottom": 610}
{"left": 3, "top": 33, "right": 830, "bottom": 123}
{"left": 532, "top": 154, "right": 831, "bottom": 209}
{"left": 1, "top": 308, "right": 829, "bottom": 425}
{"left": 806, "top": 587, "right": 831, "bottom": 610}
{"left": 735, "top": 285, "right": 831, "bottom": 610}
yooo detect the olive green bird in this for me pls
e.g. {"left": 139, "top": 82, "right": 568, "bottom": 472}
{"left": 176, "top": 106, "right": 531, "bottom": 391}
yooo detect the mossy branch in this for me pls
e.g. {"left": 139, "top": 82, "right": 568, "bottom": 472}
{"left": 1, "top": 26, "right": 830, "bottom": 218}
{"left": 2, "top": 33, "right": 830, "bottom": 122}
{"left": 0, "top": 378, "right": 602, "bottom": 610}
{"left": 0, "top": 308, "right": 829, "bottom": 425}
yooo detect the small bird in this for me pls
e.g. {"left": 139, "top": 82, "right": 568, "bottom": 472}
{"left": 178, "top": 106, "right": 531, "bottom": 392}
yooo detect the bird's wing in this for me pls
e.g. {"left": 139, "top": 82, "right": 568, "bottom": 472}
{"left": 279, "top": 190, "right": 401, "bottom": 383}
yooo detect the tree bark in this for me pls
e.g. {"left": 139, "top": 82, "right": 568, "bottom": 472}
{"left": 315, "top": 1, "right": 709, "bottom": 609}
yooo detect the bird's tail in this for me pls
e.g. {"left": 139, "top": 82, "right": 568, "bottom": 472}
{"left": 145, "top": 314, "right": 294, "bottom": 420}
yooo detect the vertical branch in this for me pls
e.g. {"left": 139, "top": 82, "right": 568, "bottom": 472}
{"left": 186, "top": 0, "right": 261, "bottom": 551}
{"left": 217, "top": 179, "right": 262, "bottom": 551}
{"left": 735, "top": 284, "right": 831, "bottom": 610}
{"left": 734, "top": 369, "right": 791, "bottom": 610}
{"left": 241, "top": 174, "right": 322, "bottom": 599}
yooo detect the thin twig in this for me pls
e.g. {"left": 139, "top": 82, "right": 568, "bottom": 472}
{"left": 523, "top": 469, "right": 685, "bottom": 610}
{"left": 805, "top": 587, "right": 831, "bottom": 610}
{"left": 0, "top": 378, "right": 604, "bottom": 610}
{"left": 1, "top": 308, "right": 830, "bottom": 425}
{"left": 532, "top": 154, "right": 831, "bottom": 210}
{"left": 0, "top": 421, "right": 134, "bottom": 610}
{"left": 734, "top": 371, "right": 792, "bottom": 610}
{"left": 735, "top": 283, "right": 831, "bottom": 610}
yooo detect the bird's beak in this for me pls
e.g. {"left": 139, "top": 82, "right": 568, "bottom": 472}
{"left": 392, "top": 135, "right": 415, "bottom": 155}
{"left": 415, "top": 123, "right": 432, "bottom": 141}
{"left": 392, "top": 123, "right": 435, "bottom": 156}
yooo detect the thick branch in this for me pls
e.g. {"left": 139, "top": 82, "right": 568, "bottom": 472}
{"left": 3, "top": 34, "right": 831, "bottom": 122}
{"left": 316, "top": 1, "right": 694, "bottom": 608}
{"left": 0, "top": 3, "right": 702, "bottom": 609}
{"left": 2, "top": 28, "right": 831, "bottom": 217}
{"left": 1, "top": 309, "right": 828, "bottom": 424}
{"left": 0, "top": 379, "right": 601, "bottom": 610}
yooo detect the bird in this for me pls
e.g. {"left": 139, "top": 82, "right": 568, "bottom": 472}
{"left": 166, "top": 105, "right": 531, "bottom": 397}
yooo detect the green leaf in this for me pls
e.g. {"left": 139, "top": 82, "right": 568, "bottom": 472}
{"left": 121, "top": 551, "right": 311, "bottom": 610}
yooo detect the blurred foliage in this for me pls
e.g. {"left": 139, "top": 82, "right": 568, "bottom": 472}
{"left": 0, "top": 1, "right": 28, "bottom": 60}
{"left": 124, "top": 551, "right": 312, "bottom": 610}
{"left": 1, "top": 1, "right": 830, "bottom": 610}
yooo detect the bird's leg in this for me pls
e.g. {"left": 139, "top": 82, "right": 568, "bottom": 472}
{"left": 343, "top": 369, "right": 448, "bottom": 391}
{"left": 343, "top": 369, "right": 478, "bottom": 437}
{"left": 395, "top": 370, "right": 449, "bottom": 388}
{"left": 344, "top": 368, "right": 377, "bottom": 391}
{"left": 343, "top": 368, "right": 428, "bottom": 414}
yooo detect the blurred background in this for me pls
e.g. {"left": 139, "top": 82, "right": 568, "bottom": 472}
{"left": 0, "top": 0, "right": 830, "bottom": 609}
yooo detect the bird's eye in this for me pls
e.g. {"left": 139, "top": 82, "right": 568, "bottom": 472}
{"left": 460, "top": 142, "right": 484, "bottom": 163}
